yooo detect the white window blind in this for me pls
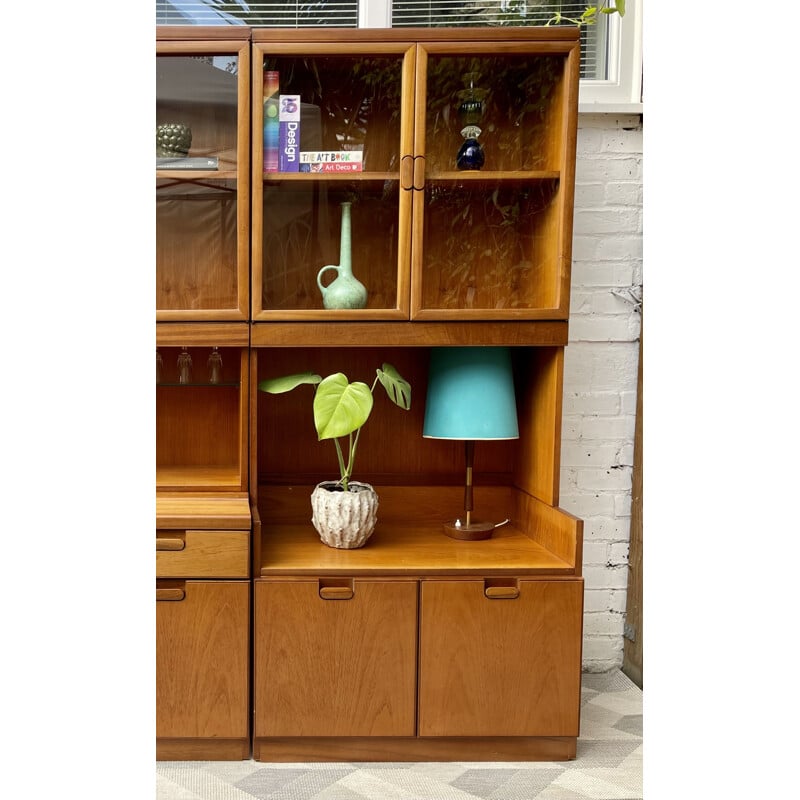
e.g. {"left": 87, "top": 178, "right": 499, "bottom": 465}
{"left": 390, "top": 2, "right": 606, "bottom": 80}
{"left": 156, "top": 1, "right": 360, "bottom": 27}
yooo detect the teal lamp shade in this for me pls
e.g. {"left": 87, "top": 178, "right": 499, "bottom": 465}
{"left": 423, "top": 347, "right": 519, "bottom": 441}
{"left": 423, "top": 347, "right": 519, "bottom": 540}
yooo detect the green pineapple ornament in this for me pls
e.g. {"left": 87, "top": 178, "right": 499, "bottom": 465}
{"left": 156, "top": 123, "right": 192, "bottom": 157}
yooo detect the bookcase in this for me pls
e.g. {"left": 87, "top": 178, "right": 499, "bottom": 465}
{"left": 155, "top": 24, "right": 584, "bottom": 762}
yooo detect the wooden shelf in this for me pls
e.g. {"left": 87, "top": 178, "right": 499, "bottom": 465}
{"left": 256, "top": 485, "right": 578, "bottom": 576}
{"left": 156, "top": 491, "right": 251, "bottom": 529}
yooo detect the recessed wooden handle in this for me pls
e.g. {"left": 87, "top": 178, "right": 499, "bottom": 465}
{"left": 319, "top": 586, "right": 354, "bottom": 600}
{"left": 156, "top": 587, "right": 186, "bottom": 601}
{"left": 400, "top": 154, "right": 414, "bottom": 190}
{"left": 412, "top": 155, "right": 426, "bottom": 191}
{"left": 484, "top": 586, "right": 520, "bottom": 600}
{"left": 156, "top": 538, "right": 185, "bottom": 551}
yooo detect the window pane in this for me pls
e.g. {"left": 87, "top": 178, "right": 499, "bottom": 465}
{"left": 156, "top": 1, "right": 359, "bottom": 27}
{"left": 391, "top": 2, "right": 607, "bottom": 80}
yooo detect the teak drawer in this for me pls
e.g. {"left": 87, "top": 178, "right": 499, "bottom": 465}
{"left": 156, "top": 530, "right": 249, "bottom": 578}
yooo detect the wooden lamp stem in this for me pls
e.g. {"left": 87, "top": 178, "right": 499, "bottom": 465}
{"left": 464, "top": 440, "right": 475, "bottom": 527}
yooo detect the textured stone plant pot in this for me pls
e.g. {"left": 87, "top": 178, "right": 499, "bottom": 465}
{"left": 310, "top": 481, "right": 379, "bottom": 549}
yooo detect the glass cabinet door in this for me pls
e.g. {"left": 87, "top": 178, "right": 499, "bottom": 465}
{"left": 411, "top": 40, "right": 580, "bottom": 320}
{"left": 156, "top": 39, "right": 250, "bottom": 320}
{"left": 252, "top": 42, "right": 416, "bottom": 320}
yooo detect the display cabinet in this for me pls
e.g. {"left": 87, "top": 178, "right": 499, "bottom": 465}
{"left": 156, "top": 28, "right": 250, "bottom": 320}
{"left": 251, "top": 28, "right": 578, "bottom": 322}
{"left": 250, "top": 27, "right": 583, "bottom": 762}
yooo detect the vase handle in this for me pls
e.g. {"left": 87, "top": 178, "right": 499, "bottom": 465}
{"left": 316, "top": 264, "right": 340, "bottom": 298}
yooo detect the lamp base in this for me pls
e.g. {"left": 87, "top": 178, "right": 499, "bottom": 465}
{"left": 443, "top": 520, "right": 495, "bottom": 541}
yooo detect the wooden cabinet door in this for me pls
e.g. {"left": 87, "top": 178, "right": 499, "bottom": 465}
{"left": 156, "top": 580, "right": 249, "bottom": 739}
{"left": 418, "top": 579, "right": 583, "bottom": 737}
{"left": 254, "top": 579, "right": 417, "bottom": 737}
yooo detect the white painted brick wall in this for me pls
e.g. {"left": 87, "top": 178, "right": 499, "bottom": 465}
{"left": 564, "top": 113, "right": 643, "bottom": 673}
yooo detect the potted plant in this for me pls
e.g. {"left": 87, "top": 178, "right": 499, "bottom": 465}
{"left": 258, "top": 363, "right": 411, "bottom": 549}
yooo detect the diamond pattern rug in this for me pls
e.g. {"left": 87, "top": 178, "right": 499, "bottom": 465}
{"left": 157, "top": 670, "right": 642, "bottom": 800}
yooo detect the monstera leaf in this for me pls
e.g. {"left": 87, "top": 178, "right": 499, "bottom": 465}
{"left": 313, "top": 373, "right": 374, "bottom": 441}
{"left": 258, "top": 371, "right": 321, "bottom": 394}
{"left": 376, "top": 363, "right": 411, "bottom": 410}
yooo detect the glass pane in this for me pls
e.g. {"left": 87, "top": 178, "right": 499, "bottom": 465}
{"left": 156, "top": 180, "right": 239, "bottom": 310}
{"left": 421, "top": 179, "right": 560, "bottom": 311}
{"left": 156, "top": 1, "right": 358, "bottom": 27}
{"left": 424, "top": 54, "right": 565, "bottom": 174}
{"left": 156, "top": 55, "right": 240, "bottom": 168}
{"left": 262, "top": 180, "right": 400, "bottom": 311}
{"left": 264, "top": 55, "right": 404, "bottom": 173}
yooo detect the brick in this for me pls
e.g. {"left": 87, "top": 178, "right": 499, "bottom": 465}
{"left": 609, "top": 542, "right": 631, "bottom": 565}
{"left": 574, "top": 182, "right": 607, "bottom": 206}
{"left": 581, "top": 636, "right": 623, "bottom": 667}
{"left": 583, "top": 612, "right": 625, "bottom": 636}
{"left": 604, "top": 181, "right": 644, "bottom": 206}
{"left": 569, "top": 314, "right": 640, "bottom": 343}
{"left": 575, "top": 155, "right": 642, "bottom": 182}
{"left": 583, "top": 515, "right": 629, "bottom": 542}
{"left": 614, "top": 494, "right": 633, "bottom": 517}
{"left": 577, "top": 466, "right": 632, "bottom": 492}
{"left": 561, "top": 443, "right": 622, "bottom": 468}
{"left": 563, "top": 343, "right": 639, "bottom": 392}
{"left": 582, "top": 541, "right": 609, "bottom": 565}
{"left": 574, "top": 208, "right": 641, "bottom": 235}
{"left": 594, "top": 233, "right": 643, "bottom": 260}
{"left": 570, "top": 260, "right": 638, "bottom": 288}
{"left": 584, "top": 589, "right": 627, "bottom": 614}
{"left": 561, "top": 391, "right": 622, "bottom": 415}
{"left": 583, "top": 564, "right": 629, "bottom": 590}
{"left": 602, "top": 128, "right": 643, "bottom": 153}
{"left": 580, "top": 414, "right": 637, "bottom": 440}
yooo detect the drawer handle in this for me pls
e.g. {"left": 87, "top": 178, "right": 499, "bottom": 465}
{"left": 156, "top": 538, "right": 185, "bottom": 551}
{"left": 484, "top": 586, "right": 520, "bottom": 600}
{"left": 319, "top": 586, "right": 354, "bottom": 600}
{"left": 156, "top": 588, "right": 186, "bottom": 602}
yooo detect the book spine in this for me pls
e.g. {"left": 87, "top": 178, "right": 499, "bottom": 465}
{"left": 278, "top": 94, "right": 301, "bottom": 172}
{"left": 299, "top": 151, "right": 363, "bottom": 164}
{"left": 263, "top": 70, "right": 280, "bottom": 173}
{"left": 299, "top": 161, "right": 363, "bottom": 173}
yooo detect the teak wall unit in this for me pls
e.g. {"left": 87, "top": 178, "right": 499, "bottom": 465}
{"left": 156, "top": 25, "right": 584, "bottom": 762}
{"left": 156, "top": 28, "right": 252, "bottom": 760}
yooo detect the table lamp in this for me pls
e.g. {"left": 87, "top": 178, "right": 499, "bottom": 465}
{"left": 423, "top": 347, "right": 519, "bottom": 540}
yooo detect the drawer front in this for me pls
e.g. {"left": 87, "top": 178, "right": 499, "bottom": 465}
{"left": 419, "top": 578, "right": 584, "bottom": 737}
{"left": 156, "top": 530, "right": 249, "bottom": 578}
{"left": 156, "top": 580, "right": 250, "bottom": 739}
{"left": 254, "top": 578, "right": 418, "bottom": 738}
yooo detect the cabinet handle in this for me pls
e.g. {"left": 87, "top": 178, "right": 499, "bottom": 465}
{"left": 319, "top": 586, "right": 354, "bottom": 600}
{"left": 156, "top": 587, "right": 186, "bottom": 602}
{"left": 484, "top": 583, "right": 520, "bottom": 600}
{"left": 400, "top": 154, "right": 414, "bottom": 191}
{"left": 412, "top": 155, "right": 426, "bottom": 191}
{"left": 156, "top": 538, "right": 185, "bottom": 551}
